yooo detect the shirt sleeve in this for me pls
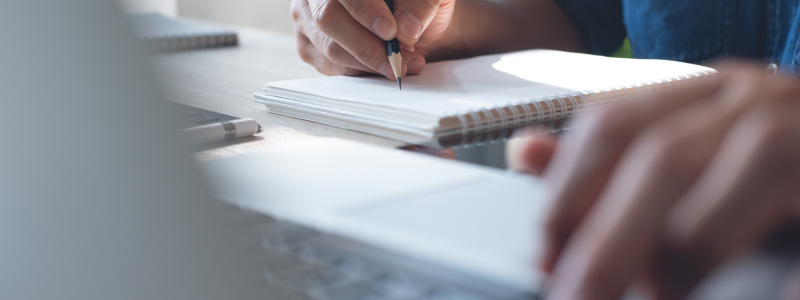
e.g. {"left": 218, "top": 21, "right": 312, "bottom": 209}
{"left": 551, "top": 0, "right": 627, "bottom": 56}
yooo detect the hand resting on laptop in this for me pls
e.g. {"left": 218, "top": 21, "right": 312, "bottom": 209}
{"left": 510, "top": 60, "right": 800, "bottom": 300}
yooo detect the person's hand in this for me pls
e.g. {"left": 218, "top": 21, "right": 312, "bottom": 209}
{"left": 290, "top": 0, "right": 457, "bottom": 78}
{"left": 510, "top": 60, "right": 800, "bottom": 299}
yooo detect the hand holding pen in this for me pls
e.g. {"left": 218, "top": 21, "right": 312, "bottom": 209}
{"left": 289, "top": 0, "right": 456, "bottom": 81}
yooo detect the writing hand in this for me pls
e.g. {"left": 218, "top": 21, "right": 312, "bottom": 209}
{"left": 291, "top": 0, "right": 456, "bottom": 78}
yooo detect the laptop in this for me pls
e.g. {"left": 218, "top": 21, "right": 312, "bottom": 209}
{"left": 200, "top": 138, "right": 552, "bottom": 299}
{"left": 198, "top": 139, "right": 800, "bottom": 300}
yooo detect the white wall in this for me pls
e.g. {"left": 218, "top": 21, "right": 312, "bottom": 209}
{"left": 118, "top": 0, "right": 178, "bottom": 17}
{"left": 178, "top": 0, "right": 295, "bottom": 34}
{"left": 117, "top": 0, "right": 294, "bottom": 34}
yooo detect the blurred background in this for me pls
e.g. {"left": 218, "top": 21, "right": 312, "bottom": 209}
{"left": 118, "top": 0, "right": 295, "bottom": 34}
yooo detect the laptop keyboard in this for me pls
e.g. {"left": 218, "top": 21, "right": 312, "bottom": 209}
{"left": 233, "top": 209, "right": 538, "bottom": 300}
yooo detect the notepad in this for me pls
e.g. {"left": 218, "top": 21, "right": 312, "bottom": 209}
{"left": 254, "top": 50, "right": 715, "bottom": 146}
{"left": 128, "top": 13, "right": 238, "bottom": 51}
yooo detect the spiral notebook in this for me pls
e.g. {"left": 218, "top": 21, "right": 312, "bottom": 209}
{"left": 128, "top": 13, "right": 238, "bottom": 51}
{"left": 254, "top": 50, "right": 715, "bottom": 146}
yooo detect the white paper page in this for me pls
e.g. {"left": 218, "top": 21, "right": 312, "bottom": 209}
{"left": 265, "top": 50, "right": 715, "bottom": 117}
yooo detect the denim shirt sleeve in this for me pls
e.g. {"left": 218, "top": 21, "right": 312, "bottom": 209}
{"left": 777, "top": 1, "right": 800, "bottom": 76}
{"left": 551, "top": 0, "right": 627, "bottom": 56}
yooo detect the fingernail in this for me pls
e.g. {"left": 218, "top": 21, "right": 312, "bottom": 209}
{"left": 398, "top": 11, "right": 422, "bottom": 39}
{"left": 371, "top": 16, "right": 395, "bottom": 40}
{"left": 407, "top": 56, "right": 424, "bottom": 72}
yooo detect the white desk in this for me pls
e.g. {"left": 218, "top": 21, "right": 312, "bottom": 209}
{"left": 151, "top": 21, "right": 406, "bottom": 161}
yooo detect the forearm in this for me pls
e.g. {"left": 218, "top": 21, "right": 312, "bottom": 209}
{"left": 428, "top": 0, "right": 586, "bottom": 61}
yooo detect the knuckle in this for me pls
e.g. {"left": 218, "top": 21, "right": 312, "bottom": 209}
{"left": 632, "top": 126, "right": 692, "bottom": 180}
{"left": 352, "top": 38, "right": 383, "bottom": 66}
{"left": 321, "top": 39, "right": 348, "bottom": 65}
{"left": 320, "top": 36, "right": 335, "bottom": 57}
{"left": 292, "top": 21, "right": 306, "bottom": 40}
{"left": 315, "top": 65, "right": 338, "bottom": 76}
{"left": 745, "top": 107, "right": 800, "bottom": 170}
{"left": 312, "top": 1, "right": 343, "bottom": 34}
{"left": 295, "top": 34, "right": 314, "bottom": 63}
{"left": 296, "top": 45, "right": 313, "bottom": 64}
{"left": 418, "top": 0, "right": 440, "bottom": 11}
{"left": 395, "top": 0, "right": 439, "bottom": 14}
{"left": 292, "top": 20, "right": 303, "bottom": 34}
{"left": 290, "top": 0, "right": 301, "bottom": 21}
{"left": 347, "top": 0, "right": 372, "bottom": 18}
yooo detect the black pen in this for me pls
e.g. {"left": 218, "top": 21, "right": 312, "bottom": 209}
{"left": 383, "top": 0, "right": 402, "bottom": 90}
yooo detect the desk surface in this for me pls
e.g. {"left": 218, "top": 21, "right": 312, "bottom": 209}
{"left": 150, "top": 21, "right": 800, "bottom": 299}
{"left": 151, "top": 21, "right": 405, "bottom": 161}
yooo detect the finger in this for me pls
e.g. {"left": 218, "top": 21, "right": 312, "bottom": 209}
{"left": 297, "top": 0, "right": 380, "bottom": 74}
{"left": 338, "top": 0, "right": 397, "bottom": 41}
{"left": 548, "top": 69, "right": 800, "bottom": 300}
{"left": 297, "top": 32, "right": 368, "bottom": 76}
{"left": 539, "top": 75, "right": 724, "bottom": 273}
{"left": 308, "top": 0, "right": 397, "bottom": 78}
{"left": 299, "top": 24, "right": 419, "bottom": 77}
{"left": 507, "top": 134, "right": 558, "bottom": 176}
{"left": 547, "top": 87, "right": 743, "bottom": 300}
{"left": 656, "top": 101, "right": 800, "bottom": 299}
{"left": 393, "top": 0, "right": 452, "bottom": 44}
{"left": 403, "top": 49, "right": 425, "bottom": 75}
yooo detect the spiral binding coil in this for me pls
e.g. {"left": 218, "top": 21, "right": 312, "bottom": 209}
{"left": 140, "top": 31, "right": 238, "bottom": 52}
{"left": 448, "top": 70, "right": 717, "bottom": 147}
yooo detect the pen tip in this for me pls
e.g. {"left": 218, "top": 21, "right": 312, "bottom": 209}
{"left": 397, "top": 77, "right": 401, "bottom": 90}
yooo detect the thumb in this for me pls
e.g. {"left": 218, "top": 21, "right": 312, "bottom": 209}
{"left": 391, "top": 0, "right": 451, "bottom": 44}
{"left": 402, "top": 49, "right": 426, "bottom": 75}
{"left": 507, "top": 134, "right": 558, "bottom": 176}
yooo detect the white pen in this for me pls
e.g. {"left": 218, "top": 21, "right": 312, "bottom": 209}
{"left": 180, "top": 118, "right": 260, "bottom": 146}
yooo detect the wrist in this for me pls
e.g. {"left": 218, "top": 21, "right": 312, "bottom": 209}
{"left": 416, "top": 0, "right": 515, "bottom": 62}
{"left": 421, "top": 17, "right": 468, "bottom": 61}
{"left": 417, "top": 0, "right": 585, "bottom": 62}
{"left": 412, "top": 0, "right": 474, "bottom": 62}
